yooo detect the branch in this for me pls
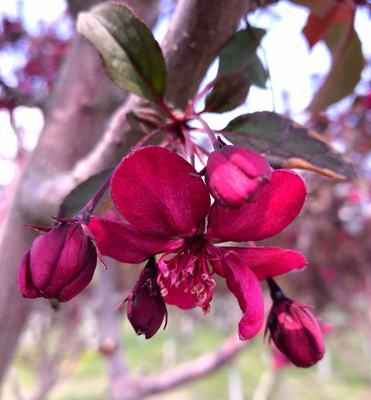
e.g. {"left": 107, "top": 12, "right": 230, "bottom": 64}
{"left": 95, "top": 260, "right": 145, "bottom": 400}
{"left": 162, "top": 0, "right": 254, "bottom": 108}
{"left": 17, "top": 0, "right": 255, "bottom": 222}
{"left": 142, "top": 334, "right": 246, "bottom": 397}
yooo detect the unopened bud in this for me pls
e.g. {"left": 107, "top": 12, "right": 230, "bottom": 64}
{"left": 266, "top": 279, "right": 325, "bottom": 368}
{"left": 18, "top": 221, "right": 97, "bottom": 302}
{"left": 206, "top": 145, "right": 271, "bottom": 207}
{"left": 126, "top": 258, "right": 167, "bottom": 339}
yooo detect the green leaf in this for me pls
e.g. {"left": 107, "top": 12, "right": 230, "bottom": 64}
{"left": 59, "top": 168, "right": 113, "bottom": 218}
{"left": 223, "top": 111, "right": 356, "bottom": 180}
{"left": 205, "top": 70, "right": 250, "bottom": 113}
{"left": 308, "top": 24, "right": 364, "bottom": 112}
{"left": 77, "top": 3, "right": 166, "bottom": 102}
{"left": 205, "top": 28, "right": 268, "bottom": 113}
{"left": 218, "top": 28, "right": 266, "bottom": 74}
{"left": 218, "top": 27, "right": 268, "bottom": 89}
{"left": 245, "top": 54, "right": 268, "bottom": 88}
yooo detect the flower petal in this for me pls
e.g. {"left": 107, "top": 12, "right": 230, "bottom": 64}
{"left": 207, "top": 170, "right": 306, "bottom": 242}
{"left": 57, "top": 246, "right": 97, "bottom": 301}
{"left": 160, "top": 278, "right": 198, "bottom": 309}
{"left": 111, "top": 146, "right": 210, "bottom": 237}
{"left": 223, "top": 252, "right": 264, "bottom": 340}
{"left": 89, "top": 217, "right": 183, "bottom": 264}
{"left": 219, "top": 246, "right": 306, "bottom": 280}
{"left": 18, "top": 250, "right": 39, "bottom": 298}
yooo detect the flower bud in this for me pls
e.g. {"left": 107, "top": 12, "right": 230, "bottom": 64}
{"left": 126, "top": 258, "right": 167, "bottom": 339}
{"left": 18, "top": 221, "right": 97, "bottom": 302}
{"left": 266, "top": 280, "right": 325, "bottom": 368}
{"left": 206, "top": 145, "right": 271, "bottom": 207}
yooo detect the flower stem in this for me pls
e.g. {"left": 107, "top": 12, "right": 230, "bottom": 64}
{"left": 132, "top": 121, "right": 179, "bottom": 151}
{"left": 76, "top": 172, "right": 113, "bottom": 222}
{"left": 267, "top": 278, "right": 285, "bottom": 301}
{"left": 195, "top": 115, "right": 219, "bottom": 150}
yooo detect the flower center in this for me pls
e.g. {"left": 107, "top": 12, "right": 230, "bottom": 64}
{"left": 158, "top": 236, "right": 216, "bottom": 313}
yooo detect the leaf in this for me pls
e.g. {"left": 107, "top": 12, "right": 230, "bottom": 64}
{"left": 218, "top": 28, "right": 268, "bottom": 89}
{"left": 77, "top": 3, "right": 166, "bottom": 102}
{"left": 218, "top": 28, "right": 266, "bottom": 74}
{"left": 302, "top": 3, "right": 353, "bottom": 48}
{"left": 308, "top": 23, "right": 364, "bottom": 112}
{"left": 223, "top": 111, "right": 356, "bottom": 180}
{"left": 205, "top": 70, "right": 250, "bottom": 113}
{"left": 292, "top": 0, "right": 364, "bottom": 112}
{"left": 205, "top": 28, "right": 267, "bottom": 113}
{"left": 290, "top": 0, "right": 337, "bottom": 14}
{"left": 59, "top": 168, "right": 113, "bottom": 218}
{"left": 245, "top": 54, "right": 268, "bottom": 88}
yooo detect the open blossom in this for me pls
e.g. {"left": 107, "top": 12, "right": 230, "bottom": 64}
{"left": 18, "top": 219, "right": 97, "bottom": 302}
{"left": 206, "top": 145, "right": 272, "bottom": 207}
{"left": 266, "top": 279, "right": 325, "bottom": 368}
{"left": 89, "top": 146, "right": 307, "bottom": 340}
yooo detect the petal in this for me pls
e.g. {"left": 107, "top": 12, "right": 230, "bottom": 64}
{"left": 223, "top": 252, "right": 264, "bottom": 340}
{"left": 111, "top": 146, "right": 210, "bottom": 237}
{"left": 160, "top": 278, "right": 198, "bottom": 309}
{"left": 206, "top": 145, "right": 271, "bottom": 208}
{"left": 18, "top": 250, "right": 39, "bottom": 298}
{"left": 48, "top": 224, "right": 91, "bottom": 294}
{"left": 57, "top": 246, "right": 97, "bottom": 301}
{"left": 219, "top": 246, "right": 306, "bottom": 280}
{"left": 28, "top": 225, "right": 67, "bottom": 290}
{"left": 89, "top": 217, "right": 183, "bottom": 264}
{"left": 207, "top": 170, "right": 306, "bottom": 242}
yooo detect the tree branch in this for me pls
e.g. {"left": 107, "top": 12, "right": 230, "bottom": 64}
{"left": 142, "top": 335, "right": 246, "bottom": 397}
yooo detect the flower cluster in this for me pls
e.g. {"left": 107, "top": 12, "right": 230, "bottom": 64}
{"left": 18, "top": 144, "right": 325, "bottom": 368}
{"left": 89, "top": 146, "right": 307, "bottom": 339}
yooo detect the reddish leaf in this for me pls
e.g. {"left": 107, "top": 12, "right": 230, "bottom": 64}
{"left": 308, "top": 22, "right": 364, "bottom": 112}
{"left": 303, "top": 3, "right": 353, "bottom": 48}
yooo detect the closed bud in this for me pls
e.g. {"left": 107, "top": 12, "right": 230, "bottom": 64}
{"left": 126, "top": 258, "right": 167, "bottom": 339}
{"left": 206, "top": 145, "right": 271, "bottom": 207}
{"left": 18, "top": 221, "right": 97, "bottom": 302}
{"left": 266, "top": 279, "right": 325, "bottom": 368}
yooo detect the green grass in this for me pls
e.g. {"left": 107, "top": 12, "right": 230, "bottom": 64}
{"left": 4, "top": 311, "right": 371, "bottom": 400}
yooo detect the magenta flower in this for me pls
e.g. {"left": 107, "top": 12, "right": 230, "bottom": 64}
{"left": 89, "top": 146, "right": 307, "bottom": 340}
{"left": 266, "top": 279, "right": 325, "bottom": 367}
{"left": 18, "top": 220, "right": 97, "bottom": 302}
{"left": 206, "top": 145, "right": 272, "bottom": 207}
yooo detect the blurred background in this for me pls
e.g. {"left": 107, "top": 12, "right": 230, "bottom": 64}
{"left": 0, "top": 0, "right": 370, "bottom": 399}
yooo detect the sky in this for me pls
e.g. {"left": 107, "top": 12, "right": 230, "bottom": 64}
{"left": 0, "top": 0, "right": 370, "bottom": 185}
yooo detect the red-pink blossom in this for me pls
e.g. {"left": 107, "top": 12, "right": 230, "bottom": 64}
{"left": 89, "top": 146, "right": 307, "bottom": 340}
{"left": 206, "top": 145, "right": 272, "bottom": 207}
